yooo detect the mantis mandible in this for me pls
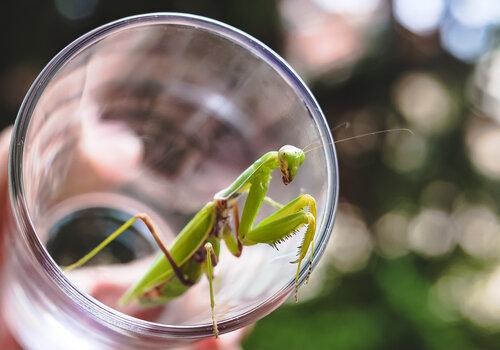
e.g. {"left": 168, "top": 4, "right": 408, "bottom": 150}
{"left": 64, "top": 145, "right": 317, "bottom": 337}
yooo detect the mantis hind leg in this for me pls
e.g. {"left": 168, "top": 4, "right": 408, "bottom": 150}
{"left": 241, "top": 194, "right": 317, "bottom": 302}
{"left": 63, "top": 213, "right": 193, "bottom": 286}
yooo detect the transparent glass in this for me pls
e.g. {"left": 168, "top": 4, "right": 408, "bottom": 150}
{"left": 3, "top": 13, "right": 338, "bottom": 349}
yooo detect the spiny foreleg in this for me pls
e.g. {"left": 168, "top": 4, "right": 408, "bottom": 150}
{"left": 241, "top": 194, "right": 317, "bottom": 302}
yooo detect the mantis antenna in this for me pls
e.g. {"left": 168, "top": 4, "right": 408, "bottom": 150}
{"left": 304, "top": 128, "right": 414, "bottom": 154}
{"left": 303, "top": 122, "right": 351, "bottom": 152}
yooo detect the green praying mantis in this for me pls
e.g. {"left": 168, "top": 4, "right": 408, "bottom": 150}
{"left": 63, "top": 127, "right": 411, "bottom": 338}
{"left": 64, "top": 144, "right": 317, "bottom": 338}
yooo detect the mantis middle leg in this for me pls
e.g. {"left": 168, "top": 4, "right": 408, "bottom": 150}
{"left": 203, "top": 241, "right": 219, "bottom": 337}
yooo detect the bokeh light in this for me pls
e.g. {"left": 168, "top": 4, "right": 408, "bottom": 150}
{"left": 454, "top": 204, "right": 500, "bottom": 260}
{"left": 334, "top": 109, "right": 380, "bottom": 159}
{"left": 433, "top": 267, "right": 476, "bottom": 322}
{"left": 440, "top": 18, "right": 490, "bottom": 63}
{"left": 383, "top": 130, "right": 428, "bottom": 173}
{"left": 463, "top": 267, "right": 500, "bottom": 329}
{"left": 408, "top": 209, "right": 456, "bottom": 257}
{"left": 471, "top": 49, "right": 500, "bottom": 123}
{"left": 393, "top": 72, "right": 455, "bottom": 135}
{"left": 450, "top": 0, "right": 500, "bottom": 28}
{"left": 393, "top": 0, "right": 445, "bottom": 34}
{"left": 280, "top": 0, "right": 388, "bottom": 79}
{"left": 329, "top": 204, "right": 373, "bottom": 273}
{"left": 313, "top": 0, "right": 382, "bottom": 18}
{"left": 54, "top": 0, "right": 99, "bottom": 21}
{"left": 466, "top": 118, "right": 500, "bottom": 180}
{"left": 374, "top": 210, "right": 410, "bottom": 258}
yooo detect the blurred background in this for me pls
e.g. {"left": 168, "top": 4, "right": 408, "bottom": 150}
{"left": 3, "top": 0, "right": 500, "bottom": 349}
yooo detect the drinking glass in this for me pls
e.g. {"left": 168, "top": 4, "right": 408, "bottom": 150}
{"left": 3, "top": 13, "right": 338, "bottom": 350}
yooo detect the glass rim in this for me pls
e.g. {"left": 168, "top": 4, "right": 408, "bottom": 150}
{"left": 8, "top": 12, "right": 339, "bottom": 339}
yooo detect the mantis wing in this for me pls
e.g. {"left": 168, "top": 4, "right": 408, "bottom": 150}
{"left": 120, "top": 202, "right": 216, "bottom": 304}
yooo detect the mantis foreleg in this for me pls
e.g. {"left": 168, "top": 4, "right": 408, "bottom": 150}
{"left": 222, "top": 195, "right": 284, "bottom": 258}
{"left": 246, "top": 195, "right": 316, "bottom": 301}
{"left": 235, "top": 169, "right": 317, "bottom": 300}
{"left": 238, "top": 173, "right": 272, "bottom": 241}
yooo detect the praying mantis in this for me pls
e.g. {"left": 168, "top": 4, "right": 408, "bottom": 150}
{"left": 64, "top": 144, "right": 317, "bottom": 338}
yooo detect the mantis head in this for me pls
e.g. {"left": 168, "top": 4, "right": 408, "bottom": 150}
{"left": 278, "top": 145, "right": 305, "bottom": 185}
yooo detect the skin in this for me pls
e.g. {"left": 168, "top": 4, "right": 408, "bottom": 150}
{"left": 0, "top": 127, "right": 21, "bottom": 349}
{"left": 0, "top": 126, "right": 248, "bottom": 349}
{"left": 65, "top": 144, "right": 317, "bottom": 338}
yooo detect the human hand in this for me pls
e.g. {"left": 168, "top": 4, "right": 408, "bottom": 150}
{"left": 0, "top": 126, "right": 250, "bottom": 349}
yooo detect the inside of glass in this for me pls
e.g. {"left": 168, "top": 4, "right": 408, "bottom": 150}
{"left": 22, "top": 22, "right": 330, "bottom": 326}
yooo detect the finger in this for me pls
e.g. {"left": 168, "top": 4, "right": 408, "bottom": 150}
{"left": 194, "top": 326, "right": 253, "bottom": 350}
{"left": 0, "top": 329, "right": 22, "bottom": 350}
{"left": 0, "top": 127, "right": 13, "bottom": 234}
{"left": 0, "top": 126, "right": 21, "bottom": 349}
{"left": 0, "top": 127, "right": 12, "bottom": 199}
{"left": 65, "top": 257, "right": 166, "bottom": 321}
{"left": 90, "top": 282, "right": 163, "bottom": 321}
